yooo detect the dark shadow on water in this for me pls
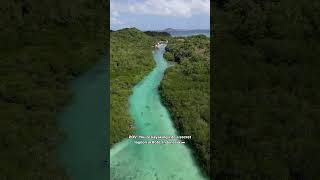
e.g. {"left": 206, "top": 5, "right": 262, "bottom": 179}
{"left": 58, "top": 58, "right": 109, "bottom": 180}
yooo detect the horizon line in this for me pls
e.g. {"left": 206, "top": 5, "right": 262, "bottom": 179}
{"left": 110, "top": 27, "right": 210, "bottom": 31}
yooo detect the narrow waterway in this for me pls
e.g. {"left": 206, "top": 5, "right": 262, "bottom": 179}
{"left": 58, "top": 59, "right": 109, "bottom": 180}
{"left": 110, "top": 44, "right": 206, "bottom": 180}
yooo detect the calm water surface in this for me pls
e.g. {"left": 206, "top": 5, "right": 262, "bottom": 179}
{"left": 58, "top": 59, "right": 109, "bottom": 180}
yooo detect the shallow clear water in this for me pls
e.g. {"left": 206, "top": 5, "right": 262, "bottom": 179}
{"left": 58, "top": 59, "right": 109, "bottom": 180}
{"left": 110, "top": 45, "right": 207, "bottom": 180}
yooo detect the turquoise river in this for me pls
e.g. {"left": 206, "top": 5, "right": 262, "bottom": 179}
{"left": 58, "top": 59, "right": 109, "bottom": 180}
{"left": 110, "top": 44, "right": 207, "bottom": 180}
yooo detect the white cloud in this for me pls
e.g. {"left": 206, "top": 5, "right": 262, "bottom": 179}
{"left": 111, "top": 17, "right": 124, "bottom": 26}
{"left": 111, "top": 0, "right": 209, "bottom": 18}
{"left": 110, "top": 3, "right": 124, "bottom": 26}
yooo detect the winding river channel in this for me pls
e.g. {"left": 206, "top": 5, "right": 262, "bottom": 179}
{"left": 110, "top": 44, "right": 206, "bottom": 180}
{"left": 58, "top": 59, "right": 109, "bottom": 180}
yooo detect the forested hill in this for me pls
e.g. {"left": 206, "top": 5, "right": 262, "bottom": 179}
{"left": 160, "top": 35, "right": 210, "bottom": 176}
{"left": 214, "top": 0, "right": 320, "bottom": 179}
{"left": 144, "top": 31, "right": 171, "bottom": 37}
{"left": 0, "top": 1, "right": 107, "bottom": 179}
{"left": 110, "top": 28, "right": 160, "bottom": 144}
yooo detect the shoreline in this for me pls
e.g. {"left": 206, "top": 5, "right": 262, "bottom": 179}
{"left": 110, "top": 28, "right": 156, "bottom": 145}
{"left": 57, "top": 58, "right": 108, "bottom": 180}
{"left": 159, "top": 35, "right": 210, "bottom": 176}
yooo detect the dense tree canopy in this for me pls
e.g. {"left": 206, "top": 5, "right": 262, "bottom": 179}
{"left": 144, "top": 31, "right": 171, "bottom": 37}
{"left": 0, "top": 0, "right": 107, "bottom": 179}
{"left": 160, "top": 35, "right": 210, "bottom": 176}
{"left": 214, "top": 0, "right": 320, "bottom": 179}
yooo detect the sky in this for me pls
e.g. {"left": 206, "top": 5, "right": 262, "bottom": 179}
{"left": 110, "top": 0, "right": 210, "bottom": 31}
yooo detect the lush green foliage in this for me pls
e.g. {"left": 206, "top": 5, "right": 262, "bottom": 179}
{"left": 144, "top": 31, "right": 171, "bottom": 37}
{"left": 0, "top": 1, "right": 107, "bottom": 179}
{"left": 110, "top": 28, "right": 158, "bottom": 144}
{"left": 160, "top": 35, "right": 210, "bottom": 175}
{"left": 214, "top": 0, "right": 320, "bottom": 179}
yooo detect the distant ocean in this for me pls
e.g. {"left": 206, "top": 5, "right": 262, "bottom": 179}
{"left": 166, "top": 30, "right": 210, "bottom": 37}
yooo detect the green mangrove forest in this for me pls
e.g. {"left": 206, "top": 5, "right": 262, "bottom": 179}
{"left": 160, "top": 35, "right": 210, "bottom": 176}
{"left": 110, "top": 28, "right": 162, "bottom": 144}
{"left": 214, "top": 0, "right": 320, "bottom": 179}
{"left": 0, "top": 0, "right": 107, "bottom": 179}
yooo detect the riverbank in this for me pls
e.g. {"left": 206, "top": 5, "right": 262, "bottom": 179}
{"left": 110, "top": 28, "right": 168, "bottom": 144}
{"left": 0, "top": 1, "right": 107, "bottom": 179}
{"left": 159, "top": 35, "right": 210, "bottom": 176}
{"left": 58, "top": 59, "right": 108, "bottom": 180}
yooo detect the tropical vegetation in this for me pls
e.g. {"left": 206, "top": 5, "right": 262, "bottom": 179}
{"left": 0, "top": 0, "right": 107, "bottom": 179}
{"left": 110, "top": 28, "right": 160, "bottom": 144}
{"left": 214, "top": 0, "right": 320, "bottom": 179}
{"left": 160, "top": 35, "right": 210, "bottom": 176}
